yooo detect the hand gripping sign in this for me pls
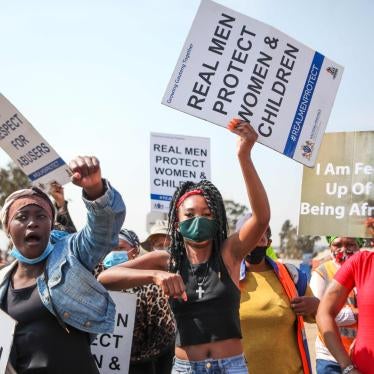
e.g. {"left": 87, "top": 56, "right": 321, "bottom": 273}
{"left": 162, "top": 0, "right": 343, "bottom": 167}
{"left": 0, "top": 94, "right": 71, "bottom": 191}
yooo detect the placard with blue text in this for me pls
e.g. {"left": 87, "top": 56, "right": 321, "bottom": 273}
{"left": 0, "top": 94, "right": 71, "bottom": 191}
{"left": 162, "top": 0, "right": 343, "bottom": 166}
{"left": 150, "top": 132, "right": 210, "bottom": 213}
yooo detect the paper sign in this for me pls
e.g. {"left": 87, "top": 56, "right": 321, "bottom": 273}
{"left": 0, "top": 94, "right": 71, "bottom": 190}
{"left": 150, "top": 132, "right": 210, "bottom": 212}
{"left": 91, "top": 292, "right": 136, "bottom": 374}
{"left": 299, "top": 131, "right": 374, "bottom": 237}
{"left": 0, "top": 309, "right": 17, "bottom": 374}
{"left": 162, "top": 0, "right": 343, "bottom": 166}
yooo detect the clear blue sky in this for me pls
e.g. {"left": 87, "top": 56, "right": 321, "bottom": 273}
{"left": 0, "top": 0, "right": 373, "bottom": 246}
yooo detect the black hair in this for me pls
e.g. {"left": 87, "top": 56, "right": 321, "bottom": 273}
{"left": 119, "top": 228, "right": 140, "bottom": 248}
{"left": 266, "top": 226, "right": 272, "bottom": 240}
{"left": 167, "top": 179, "right": 228, "bottom": 273}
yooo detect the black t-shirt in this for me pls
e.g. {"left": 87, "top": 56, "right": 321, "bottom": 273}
{"left": 1, "top": 280, "right": 99, "bottom": 374}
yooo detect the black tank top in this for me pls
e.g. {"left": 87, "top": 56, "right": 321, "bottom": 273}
{"left": 2, "top": 281, "right": 99, "bottom": 374}
{"left": 169, "top": 253, "right": 241, "bottom": 346}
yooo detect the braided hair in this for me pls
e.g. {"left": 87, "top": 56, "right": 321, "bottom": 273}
{"left": 167, "top": 179, "right": 228, "bottom": 274}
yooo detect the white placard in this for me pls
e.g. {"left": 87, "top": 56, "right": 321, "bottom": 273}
{"left": 90, "top": 292, "right": 137, "bottom": 374}
{"left": 162, "top": 0, "right": 343, "bottom": 167}
{"left": 0, "top": 94, "right": 71, "bottom": 190}
{"left": 0, "top": 309, "right": 17, "bottom": 374}
{"left": 150, "top": 132, "right": 211, "bottom": 212}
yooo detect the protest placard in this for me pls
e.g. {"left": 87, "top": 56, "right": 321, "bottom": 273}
{"left": 299, "top": 131, "right": 374, "bottom": 238}
{"left": 90, "top": 292, "right": 136, "bottom": 374}
{"left": 162, "top": 0, "right": 343, "bottom": 167}
{"left": 150, "top": 132, "right": 210, "bottom": 212}
{"left": 0, "top": 94, "right": 71, "bottom": 191}
{"left": 0, "top": 309, "right": 17, "bottom": 374}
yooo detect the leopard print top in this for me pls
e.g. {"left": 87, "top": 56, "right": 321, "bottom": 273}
{"left": 126, "top": 284, "right": 176, "bottom": 362}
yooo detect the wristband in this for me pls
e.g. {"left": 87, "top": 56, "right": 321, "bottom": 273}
{"left": 342, "top": 364, "right": 356, "bottom": 374}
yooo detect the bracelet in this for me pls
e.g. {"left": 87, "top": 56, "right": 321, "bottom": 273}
{"left": 342, "top": 364, "right": 356, "bottom": 374}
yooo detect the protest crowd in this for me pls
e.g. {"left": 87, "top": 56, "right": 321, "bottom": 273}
{"left": 0, "top": 118, "right": 372, "bottom": 374}
{"left": 0, "top": 3, "right": 373, "bottom": 374}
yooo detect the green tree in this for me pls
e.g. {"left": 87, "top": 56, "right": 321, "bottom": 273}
{"left": 279, "top": 219, "right": 321, "bottom": 259}
{"left": 0, "top": 163, "right": 30, "bottom": 255}
{"left": 223, "top": 199, "right": 249, "bottom": 234}
{"left": 0, "top": 162, "right": 30, "bottom": 210}
{"left": 284, "top": 224, "right": 298, "bottom": 259}
{"left": 279, "top": 219, "right": 293, "bottom": 254}
{"left": 296, "top": 235, "right": 321, "bottom": 254}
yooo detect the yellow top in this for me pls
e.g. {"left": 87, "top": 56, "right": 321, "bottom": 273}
{"left": 240, "top": 269, "right": 308, "bottom": 374}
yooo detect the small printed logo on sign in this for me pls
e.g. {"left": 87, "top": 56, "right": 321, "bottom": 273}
{"left": 326, "top": 66, "right": 338, "bottom": 79}
{"left": 301, "top": 140, "right": 315, "bottom": 160}
{"left": 154, "top": 202, "right": 164, "bottom": 210}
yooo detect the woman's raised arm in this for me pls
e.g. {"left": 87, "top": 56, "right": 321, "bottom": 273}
{"left": 224, "top": 120, "right": 270, "bottom": 262}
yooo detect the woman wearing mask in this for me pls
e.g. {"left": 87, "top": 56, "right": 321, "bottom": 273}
{"left": 99, "top": 120, "right": 270, "bottom": 374}
{"left": 99, "top": 229, "right": 175, "bottom": 374}
{"left": 310, "top": 236, "right": 362, "bottom": 373}
{"left": 0, "top": 156, "right": 125, "bottom": 374}
{"left": 93, "top": 229, "right": 140, "bottom": 277}
{"left": 238, "top": 217, "right": 318, "bottom": 374}
{"left": 102, "top": 229, "right": 141, "bottom": 268}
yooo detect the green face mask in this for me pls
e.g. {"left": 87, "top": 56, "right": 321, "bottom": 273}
{"left": 178, "top": 216, "right": 218, "bottom": 243}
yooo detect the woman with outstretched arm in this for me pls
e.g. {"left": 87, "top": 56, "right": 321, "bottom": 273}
{"left": 0, "top": 156, "right": 126, "bottom": 374}
{"left": 99, "top": 119, "right": 270, "bottom": 374}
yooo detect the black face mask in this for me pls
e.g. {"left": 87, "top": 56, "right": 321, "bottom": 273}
{"left": 245, "top": 246, "right": 267, "bottom": 265}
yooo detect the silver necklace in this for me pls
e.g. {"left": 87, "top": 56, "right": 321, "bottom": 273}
{"left": 190, "top": 261, "right": 209, "bottom": 299}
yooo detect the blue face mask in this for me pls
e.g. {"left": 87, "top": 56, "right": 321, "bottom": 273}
{"left": 10, "top": 242, "right": 54, "bottom": 265}
{"left": 103, "top": 251, "right": 129, "bottom": 269}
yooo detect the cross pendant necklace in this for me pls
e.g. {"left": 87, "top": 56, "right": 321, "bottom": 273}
{"left": 190, "top": 261, "right": 209, "bottom": 300}
{"left": 196, "top": 283, "right": 205, "bottom": 299}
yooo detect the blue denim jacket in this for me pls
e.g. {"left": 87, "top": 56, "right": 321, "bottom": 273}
{"left": 0, "top": 180, "right": 126, "bottom": 335}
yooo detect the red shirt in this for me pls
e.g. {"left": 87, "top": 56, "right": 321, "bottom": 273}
{"left": 335, "top": 250, "right": 374, "bottom": 374}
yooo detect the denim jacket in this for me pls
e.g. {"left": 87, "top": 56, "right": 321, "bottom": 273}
{"left": 0, "top": 180, "right": 126, "bottom": 335}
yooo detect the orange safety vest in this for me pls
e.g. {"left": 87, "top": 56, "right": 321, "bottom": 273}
{"left": 315, "top": 260, "right": 357, "bottom": 352}
{"left": 275, "top": 261, "right": 312, "bottom": 374}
